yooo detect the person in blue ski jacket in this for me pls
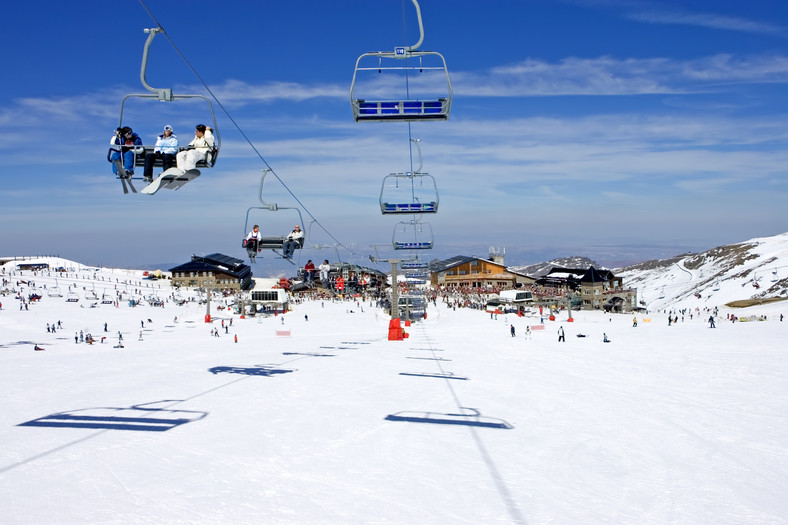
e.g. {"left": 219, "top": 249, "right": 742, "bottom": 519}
{"left": 108, "top": 126, "right": 143, "bottom": 177}
{"left": 143, "top": 124, "right": 179, "bottom": 182}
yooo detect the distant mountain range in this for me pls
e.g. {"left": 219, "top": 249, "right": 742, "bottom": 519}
{"left": 508, "top": 256, "right": 601, "bottom": 278}
{"left": 5, "top": 233, "right": 787, "bottom": 312}
{"left": 505, "top": 233, "right": 788, "bottom": 310}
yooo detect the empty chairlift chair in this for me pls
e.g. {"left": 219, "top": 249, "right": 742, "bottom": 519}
{"left": 350, "top": 0, "right": 453, "bottom": 123}
{"left": 392, "top": 220, "right": 434, "bottom": 250}
{"left": 379, "top": 139, "right": 439, "bottom": 214}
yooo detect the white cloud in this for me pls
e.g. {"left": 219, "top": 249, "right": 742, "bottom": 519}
{"left": 455, "top": 54, "right": 788, "bottom": 97}
{"left": 626, "top": 8, "right": 786, "bottom": 36}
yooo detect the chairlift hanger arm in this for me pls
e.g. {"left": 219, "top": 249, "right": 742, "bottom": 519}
{"left": 405, "top": 0, "right": 425, "bottom": 53}
{"left": 411, "top": 138, "right": 422, "bottom": 174}
{"left": 140, "top": 27, "right": 172, "bottom": 101}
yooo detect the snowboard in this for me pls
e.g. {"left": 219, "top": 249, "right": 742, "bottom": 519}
{"left": 141, "top": 168, "right": 201, "bottom": 195}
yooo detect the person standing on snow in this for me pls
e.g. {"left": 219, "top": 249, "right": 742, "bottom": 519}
{"left": 558, "top": 326, "right": 565, "bottom": 342}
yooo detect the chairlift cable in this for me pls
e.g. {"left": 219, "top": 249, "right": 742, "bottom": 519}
{"left": 137, "top": 0, "right": 363, "bottom": 260}
{"left": 400, "top": 1, "right": 417, "bottom": 203}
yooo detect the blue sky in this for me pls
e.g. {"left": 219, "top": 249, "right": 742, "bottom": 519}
{"left": 1, "top": 0, "right": 786, "bottom": 273}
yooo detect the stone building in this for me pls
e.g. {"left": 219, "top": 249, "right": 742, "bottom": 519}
{"left": 535, "top": 266, "right": 637, "bottom": 311}
{"left": 169, "top": 253, "right": 253, "bottom": 291}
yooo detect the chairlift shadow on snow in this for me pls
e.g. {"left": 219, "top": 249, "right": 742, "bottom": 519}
{"left": 0, "top": 340, "right": 42, "bottom": 349}
{"left": 18, "top": 401, "right": 207, "bottom": 432}
{"left": 282, "top": 352, "right": 336, "bottom": 357}
{"left": 385, "top": 408, "right": 512, "bottom": 429}
{"left": 399, "top": 371, "right": 468, "bottom": 380}
{"left": 208, "top": 365, "right": 294, "bottom": 377}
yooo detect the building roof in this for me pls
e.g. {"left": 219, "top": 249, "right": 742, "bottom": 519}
{"left": 169, "top": 253, "right": 251, "bottom": 280}
{"left": 580, "top": 266, "right": 616, "bottom": 283}
{"left": 430, "top": 255, "right": 511, "bottom": 273}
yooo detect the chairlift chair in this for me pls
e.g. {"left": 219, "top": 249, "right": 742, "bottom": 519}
{"left": 400, "top": 259, "right": 429, "bottom": 270}
{"left": 242, "top": 169, "right": 306, "bottom": 261}
{"left": 117, "top": 28, "right": 221, "bottom": 172}
{"left": 350, "top": 0, "right": 453, "bottom": 122}
{"left": 392, "top": 219, "right": 434, "bottom": 250}
{"left": 47, "top": 280, "right": 63, "bottom": 298}
{"left": 380, "top": 139, "right": 439, "bottom": 214}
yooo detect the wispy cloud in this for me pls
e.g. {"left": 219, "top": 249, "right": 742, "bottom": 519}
{"left": 565, "top": 0, "right": 786, "bottom": 37}
{"left": 626, "top": 7, "right": 786, "bottom": 36}
{"left": 456, "top": 54, "right": 788, "bottom": 97}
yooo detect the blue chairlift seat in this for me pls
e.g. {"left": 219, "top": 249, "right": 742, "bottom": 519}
{"left": 356, "top": 98, "right": 449, "bottom": 122}
{"left": 394, "top": 241, "right": 433, "bottom": 250}
{"left": 381, "top": 201, "right": 437, "bottom": 214}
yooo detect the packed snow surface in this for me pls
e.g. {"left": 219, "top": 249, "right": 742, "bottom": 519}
{"left": 1, "top": 259, "right": 787, "bottom": 524}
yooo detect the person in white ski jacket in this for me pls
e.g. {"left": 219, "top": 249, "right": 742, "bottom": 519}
{"left": 319, "top": 260, "right": 331, "bottom": 283}
{"left": 143, "top": 125, "right": 179, "bottom": 181}
{"left": 282, "top": 225, "right": 304, "bottom": 259}
{"left": 176, "top": 124, "right": 214, "bottom": 172}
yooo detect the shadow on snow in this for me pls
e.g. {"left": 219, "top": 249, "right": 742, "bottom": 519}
{"left": 18, "top": 400, "right": 207, "bottom": 432}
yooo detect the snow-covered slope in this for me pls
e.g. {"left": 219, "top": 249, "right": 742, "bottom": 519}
{"left": 617, "top": 232, "right": 788, "bottom": 311}
{"left": 1, "top": 249, "right": 787, "bottom": 524}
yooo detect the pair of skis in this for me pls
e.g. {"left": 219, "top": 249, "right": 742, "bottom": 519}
{"left": 114, "top": 160, "right": 200, "bottom": 195}
{"left": 114, "top": 159, "right": 137, "bottom": 194}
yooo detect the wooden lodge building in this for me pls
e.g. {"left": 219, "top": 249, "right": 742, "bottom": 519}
{"left": 430, "top": 255, "right": 535, "bottom": 289}
{"left": 169, "top": 253, "right": 253, "bottom": 291}
{"left": 429, "top": 254, "right": 638, "bottom": 312}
